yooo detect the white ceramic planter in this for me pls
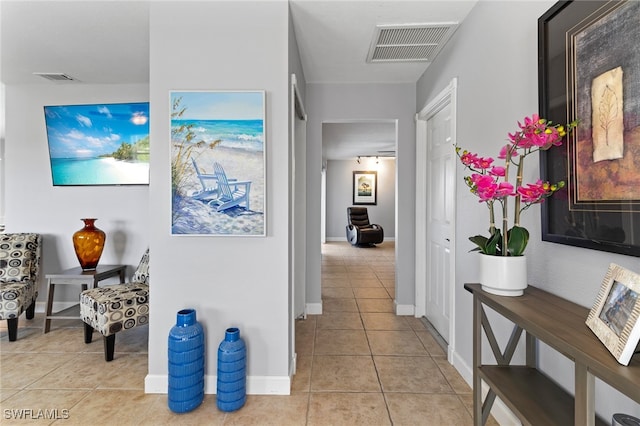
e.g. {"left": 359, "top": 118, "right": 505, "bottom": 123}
{"left": 479, "top": 254, "right": 528, "bottom": 296}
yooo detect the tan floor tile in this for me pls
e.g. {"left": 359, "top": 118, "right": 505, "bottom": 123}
{"left": 1, "top": 389, "right": 89, "bottom": 425}
{"left": 434, "top": 357, "right": 472, "bottom": 394}
{"left": 322, "top": 298, "right": 359, "bottom": 313}
{"left": 321, "top": 278, "right": 350, "bottom": 288}
{"left": 307, "top": 393, "right": 391, "bottom": 426}
{"left": 457, "top": 393, "right": 500, "bottom": 426}
{"left": 28, "top": 353, "right": 146, "bottom": 390}
{"left": 316, "top": 312, "right": 363, "bottom": 330}
{"left": 380, "top": 280, "right": 395, "bottom": 289}
{"left": 291, "top": 355, "right": 311, "bottom": 393}
{"left": 223, "top": 394, "right": 309, "bottom": 426}
{"left": 0, "top": 388, "right": 19, "bottom": 402}
{"left": 322, "top": 272, "right": 349, "bottom": 281}
{"left": 385, "top": 393, "right": 473, "bottom": 426}
{"left": 0, "top": 353, "right": 78, "bottom": 389}
{"left": 357, "top": 298, "right": 394, "bottom": 313}
{"left": 349, "top": 276, "right": 381, "bottom": 286}
{"left": 112, "top": 325, "right": 149, "bottom": 354}
{"left": 311, "top": 355, "right": 380, "bottom": 392}
{"left": 138, "top": 394, "right": 224, "bottom": 425}
{"left": 415, "top": 330, "right": 447, "bottom": 357}
{"left": 404, "top": 317, "right": 427, "bottom": 331}
{"left": 1, "top": 326, "right": 85, "bottom": 354}
{"left": 295, "top": 329, "right": 315, "bottom": 356}
{"left": 374, "top": 356, "right": 453, "bottom": 393}
{"left": 314, "top": 329, "right": 370, "bottom": 355}
{"left": 366, "top": 331, "right": 428, "bottom": 356}
{"left": 321, "top": 287, "right": 354, "bottom": 299}
{"left": 62, "top": 389, "right": 159, "bottom": 425}
{"left": 352, "top": 287, "right": 390, "bottom": 299}
{"left": 361, "top": 313, "right": 411, "bottom": 331}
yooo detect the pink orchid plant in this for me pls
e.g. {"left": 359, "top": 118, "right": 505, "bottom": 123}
{"left": 456, "top": 114, "right": 577, "bottom": 256}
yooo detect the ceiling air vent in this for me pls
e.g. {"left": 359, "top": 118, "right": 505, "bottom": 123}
{"left": 366, "top": 23, "right": 459, "bottom": 63}
{"left": 33, "top": 72, "right": 77, "bottom": 82}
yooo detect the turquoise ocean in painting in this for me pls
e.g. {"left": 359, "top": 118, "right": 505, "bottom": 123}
{"left": 50, "top": 157, "right": 149, "bottom": 186}
{"left": 172, "top": 119, "right": 264, "bottom": 152}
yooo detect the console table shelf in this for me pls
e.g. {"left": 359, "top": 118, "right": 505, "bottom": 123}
{"left": 465, "top": 283, "right": 640, "bottom": 426}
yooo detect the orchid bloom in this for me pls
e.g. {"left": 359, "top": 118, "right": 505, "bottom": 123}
{"left": 455, "top": 114, "right": 576, "bottom": 257}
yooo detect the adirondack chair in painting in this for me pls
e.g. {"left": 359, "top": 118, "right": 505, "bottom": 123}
{"left": 207, "top": 162, "right": 251, "bottom": 212}
{"left": 190, "top": 158, "right": 219, "bottom": 201}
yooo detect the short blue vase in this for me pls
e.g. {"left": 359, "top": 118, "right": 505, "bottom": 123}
{"left": 168, "top": 309, "right": 205, "bottom": 413}
{"left": 216, "top": 327, "right": 246, "bottom": 412}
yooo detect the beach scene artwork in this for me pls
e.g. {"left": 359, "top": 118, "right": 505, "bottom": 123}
{"left": 171, "top": 91, "right": 265, "bottom": 236}
{"left": 44, "top": 102, "right": 150, "bottom": 185}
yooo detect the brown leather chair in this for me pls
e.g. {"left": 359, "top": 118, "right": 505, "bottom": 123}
{"left": 346, "top": 207, "right": 384, "bottom": 246}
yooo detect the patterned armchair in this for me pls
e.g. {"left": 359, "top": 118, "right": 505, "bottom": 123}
{"left": 80, "top": 249, "right": 149, "bottom": 361}
{"left": 0, "top": 233, "right": 43, "bottom": 341}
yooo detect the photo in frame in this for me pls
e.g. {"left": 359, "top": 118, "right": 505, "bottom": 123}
{"left": 586, "top": 263, "right": 640, "bottom": 365}
{"left": 352, "top": 171, "right": 377, "bottom": 205}
{"left": 170, "top": 90, "right": 265, "bottom": 236}
{"left": 538, "top": 0, "right": 640, "bottom": 257}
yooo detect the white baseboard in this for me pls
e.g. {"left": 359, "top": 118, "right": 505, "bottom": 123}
{"left": 306, "top": 302, "right": 322, "bottom": 315}
{"left": 395, "top": 302, "right": 414, "bottom": 316}
{"left": 145, "top": 374, "right": 291, "bottom": 395}
{"left": 450, "top": 349, "right": 521, "bottom": 425}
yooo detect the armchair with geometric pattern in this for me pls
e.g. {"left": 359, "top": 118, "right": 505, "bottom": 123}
{"left": 0, "top": 233, "right": 43, "bottom": 341}
{"left": 80, "top": 248, "right": 149, "bottom": 361}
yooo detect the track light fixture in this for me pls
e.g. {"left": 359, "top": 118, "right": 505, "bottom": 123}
{"left": 357, "top": 156, "right": 361, "bottom": 164}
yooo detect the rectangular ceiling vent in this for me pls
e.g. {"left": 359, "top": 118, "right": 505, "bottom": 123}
{"left": 33, "top": 72, "right": 77, "bottom": 82}
{"left": 367, "top": 23, "right": 459, "bottom": 63}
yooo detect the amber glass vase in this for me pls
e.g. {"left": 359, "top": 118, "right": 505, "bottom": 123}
{"left": 72, "top": 218, "right": 106, "bottom": 270}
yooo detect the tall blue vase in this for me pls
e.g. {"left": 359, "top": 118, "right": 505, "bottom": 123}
{"left": 216, "top": 327, "right": 246, "bottom": 412}
{"left": 168, "top": 309, "right": 205, "bottom": 413}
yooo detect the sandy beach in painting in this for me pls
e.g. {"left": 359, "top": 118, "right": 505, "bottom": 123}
{"left": 172, "top": 145, "right": 265, "bottom": 235}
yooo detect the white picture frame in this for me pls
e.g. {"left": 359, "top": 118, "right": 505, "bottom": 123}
{"left": 586, "top": 263, "right": 640, "bottom": 365}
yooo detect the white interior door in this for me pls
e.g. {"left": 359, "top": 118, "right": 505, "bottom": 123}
{"left": 415, "top": 78, "right": 456, "bottom": 348}
{"left": 425, "top": 102, "right": 454, "bottom": 342}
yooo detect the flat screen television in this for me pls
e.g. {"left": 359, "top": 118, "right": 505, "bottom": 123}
{"left": 44, "top": 102, "right": 150, "bottom": 186}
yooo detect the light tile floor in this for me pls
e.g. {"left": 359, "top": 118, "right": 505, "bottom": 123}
{"left": 0, "top": 242, "right": 497, "bottom": 425}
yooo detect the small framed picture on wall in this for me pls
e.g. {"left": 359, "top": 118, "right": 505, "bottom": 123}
{"left": 353, "top": 171, "right": 377, "bottom": 205}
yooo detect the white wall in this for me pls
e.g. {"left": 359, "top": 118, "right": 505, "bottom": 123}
{"left": 325, "top": 158, "right": 395, "bottom": 240}
{"left": 306, "top": 83, "right": 416, "bottom": 312}
{"left": 4, "top": 83, "right": 150, "bottom": 303}
{"left": 417, "top": 0, "right": 640, "bottom": 420}
{"left": 146, "top": 1, "right": 291, "bottom": 394}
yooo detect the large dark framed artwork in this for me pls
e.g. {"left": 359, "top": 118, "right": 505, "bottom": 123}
{"left": 539, "top": 0, "right": 640, "bottom": 257}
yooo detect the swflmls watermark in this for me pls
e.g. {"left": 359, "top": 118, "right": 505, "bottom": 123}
{"left": 3, "top": 409, "right": 70, "bottom": 420}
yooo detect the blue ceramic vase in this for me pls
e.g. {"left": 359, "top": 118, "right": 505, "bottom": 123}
{"left": 216, "top": 327, "right": 246, "bottom": 412}
{"left": 168, "top": 309, "right": 205, "bottom": 413}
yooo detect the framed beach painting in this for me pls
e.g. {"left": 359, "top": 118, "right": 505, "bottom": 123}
{"left": 539, "top": 0, "right": 640, "bottom": 257}
{"left": 44, "top": 102, "right": 150, "bottom": 186}
{"left": 352, "top": 171, "right": 377, "bottom": 205}
{"left": 170, "top": 90, "right": 266, "bottom": 236}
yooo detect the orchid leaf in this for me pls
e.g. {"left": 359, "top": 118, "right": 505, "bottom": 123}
{"left": 507, "top": 226, "right": 529, "bottom": 256}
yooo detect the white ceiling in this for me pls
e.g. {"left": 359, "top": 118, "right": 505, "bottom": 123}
{"left": 0, "top": 0, "right": 477, "bottom": 159}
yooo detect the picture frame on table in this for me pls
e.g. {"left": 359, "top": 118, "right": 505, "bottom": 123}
{"left": 352, "top": 171, "right": 377, "bottom": 205}
{"left": 538, "top": 0, "right": 640, "bottom": 257}
{"left": 586, "top": 263, "right": 640, "bottom": 365}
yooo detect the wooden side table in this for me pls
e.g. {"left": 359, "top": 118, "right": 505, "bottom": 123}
{"left": 43, "top": 264, "right": 126, "bottom": 333}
